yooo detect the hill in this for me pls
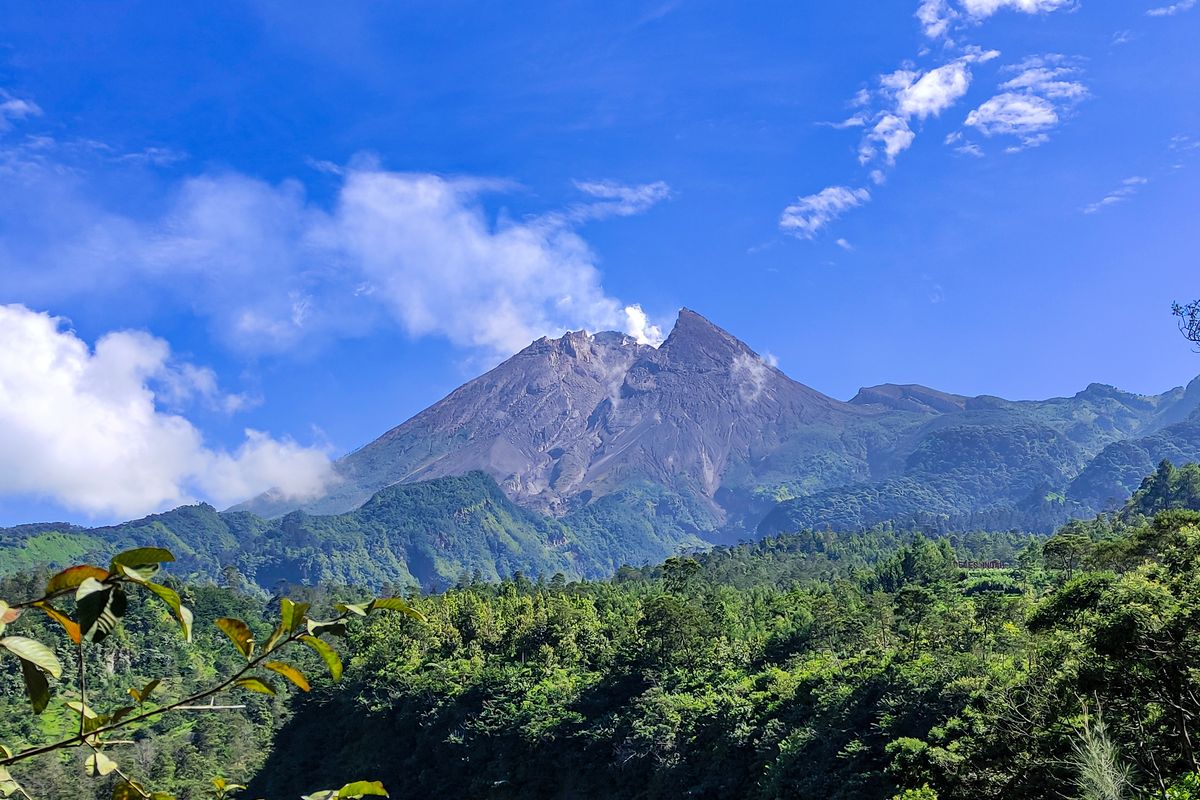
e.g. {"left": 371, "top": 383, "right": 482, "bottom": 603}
{"left": 237, "top": 309, "right": 1200, "bottom": 542}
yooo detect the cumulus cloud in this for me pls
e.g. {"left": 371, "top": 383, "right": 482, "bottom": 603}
{"left": 963, "top": 56, "right": 1086, "bottom": 149}
{"left": 1082, "top": 176, "right": 1149, "bottom": 214}
{"left": 917, "top": 0, "right": 957, "bottom": 38}
{"left": 856, "top": 50, "right": 996, "bottom": 168}
{"left": 918, "top": 0, "right": 1074, "bottom": 38}
{"left": 0, "top": 304, "right": 333, "bottom": 517}
{"left": 959, "top": 0, "right": 1074, "bottom": 16}
{"left": 860, "top": 115, "right": 917, "bottom": 165}
{"left": 779, "top": 186, "right": 870, "bottom": 239}
{"left": 965, "top": 93, "right": 1059, "bottom": 135}
{"left": 896, "top": 62, "right": 974, "bottom": 119}
{"left": 0, "top": 149, "right": 671, "bottom": 357}
{"left": 623, "top": 304, "right": 665, "bottom": 347}
{"left": 1147, "top": 0, "right": 1196, "bottom": 15}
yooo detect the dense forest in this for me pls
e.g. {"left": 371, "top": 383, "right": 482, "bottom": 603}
{"left": 3, "top": 461, "right": 1200, "bottom": 798}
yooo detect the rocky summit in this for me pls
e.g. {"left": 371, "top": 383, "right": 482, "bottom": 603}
{"left": 236, "top": 309, "right": 1200, "bottom": 543}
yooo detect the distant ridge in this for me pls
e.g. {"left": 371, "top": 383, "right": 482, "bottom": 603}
{"left": 7, "top": 310, "right": 1200, "bottom": 590}
{"left": 236, "top": 309, "right": 1200, "bottom": 542}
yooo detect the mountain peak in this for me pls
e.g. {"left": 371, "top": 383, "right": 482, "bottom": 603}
{"left": 850, "top": 384, "right": 967, "bottom": 414}
{"left": 660, "top": 308, "right": 756, "bottom": 367}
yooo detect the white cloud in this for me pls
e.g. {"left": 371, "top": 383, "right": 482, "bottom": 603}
{"left": 860, "top": 115, "right": 917, "bottom": 165}
{"left": 1083, "top": 176, "right": 1149, "bottom": 214}
{"left": 836, "top": 238, "right": 854, "bottom": 251}
{"left": 732, "top": 352, "right": 776, "bottom": 403}
{"left": 0, "top": 154, "right": 670, "bottom": 357}
{"left": 779, "top": 186, "right": 870, "bottom": 239}
{"left": 964, "top": 57, "right": 1086, "bottom": 148}
{"left": 570, "top": 179, "right": 672, "bottom": 220}
{"left": 1000, "top": 66, "right": 1087, "bottom": 99}
{"left": 1147, "top": 0, "right": 1196, "bottom": 15}
{"left": 897, "top": 62, "right": 973, "bottom": 119}
{"left": 856, "top": 52, "right": 995, "bottom": 168}
{"left": 0, "top": 90, "right": 41, "bottom": 131}
{"left": 959, "top": 0, "right": 1074, "bottom": 18}
{"left": 965, "top": 92, "right": 1059, "bottom": 135}
{"left": 0, "top": 304, "right": 333, "bottom": 518}
{"left": 917, "top": 0, "right": 957, "bottom": 38}
{"left": 623, "top": 304, "right": 664, "bottom": 346}
{"left": 919, "top": 0, "right": 1073, "bottom": 38}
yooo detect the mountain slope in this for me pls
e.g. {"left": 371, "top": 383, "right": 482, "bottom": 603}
{"left": 0, "top": 473, "right": 609, "bottom": 590}
{"left": 237, "top": 310, "right": 1200, "bottom": 541}
{"left": 238, "top": 310, "right": 884, "bottom": 534}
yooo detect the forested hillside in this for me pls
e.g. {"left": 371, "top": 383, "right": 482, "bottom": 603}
{"left": 5, "top": 464, "right": 1200, "bottom": 800}
{"left": 248, "top": 463, "right": 1200, "bottom": 800}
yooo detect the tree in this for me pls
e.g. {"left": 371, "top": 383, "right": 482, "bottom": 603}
{"left": 0, "top": 547, "right": 423, "bottom": 800}
{"left": 1043, "top": 530, "right": 1095, "bottom": 580}
{"left": 1173, "top": 300, "right": 1200, "bottom": 350}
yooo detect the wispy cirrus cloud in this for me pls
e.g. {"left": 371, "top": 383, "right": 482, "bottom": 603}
{"left": 1147, "top": 0, "right": 1196, "bottom": 16}
{"left": 1082, "top": 176, "right": 1149, "bottom": 214}
{"left": 779, "top": 186, "right": 870, "bottom": 239}
{"left": 567, "top": 179, "right": 672, "bottom": 221}
{"left": 0, "top": 89, "right": 41, "bottom": 131}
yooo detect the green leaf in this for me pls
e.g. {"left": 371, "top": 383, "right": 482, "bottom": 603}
{"left": 0, "top": 743, "right": 11, "bottom": 758}
{"left": 335, "top": 602, "right": 368, "bottom": 617}
{"left": 19, "top": 657, "right": 50, "bottom": 713}
{"left": 112, "top": 779, "right": 148, "bottom": 800}
{"left": 264, "top": 660, "right": 310, "bottom": 692}
{"left": 300, "top": 635, "right": 343, "bottom": 681}
{"left": 76, "top": 579, "right": 127, "bottom": 643}
{"left": 306, "top": 619, "right": 347, "bottom": 637}
{"left": 0, "top": 601, "right": 17, "bottom": 637}
{"left": 99, "top": 706, "right": 135, "bottom": 728}
{"left": 111, "top": 563, "right": 159, "bottom": 584}
{"left": 337, "top": 781, "right": 389, "bottom": 798}
{"left": 215, "top": 617, "right": 255, "bottom": 659}
{"left": 1, "top": 766, "right": 21, "bottom": 798}
{"left": 34, "top": 601, "right": 81, "bottom": 644}
{"left": 128, "top": 678, "right": 160, "bottom": 705}
{"left": 280, "top": 598, "right": 310, "bottom": 633}
{"left": 45, "top": 565, "right": 109, "bottom": 595}
{"left": 85, "top": 750, "right": 119, "bottom": 777}
{"left": 368, "top": 597, "right": 427, "bottom": 622}
{"left": 66, "top": 701, "right": 99, "bottom": 720}
{"left": 110, "top": 547, "right": 175, "bottom": 570}
{"left": 263, "top": 623, "right": 287, "bottom": 654}
{"left": 234, "top": 676, "right": 276, "bottom": 695}
{"left": 1, "top": 636, "right": 63, "bottom": 678}
{"left": 144, "top": 583, "right": 193, "bottom": 642}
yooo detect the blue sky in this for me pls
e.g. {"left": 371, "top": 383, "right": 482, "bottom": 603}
{"left": 1, "top": 0, "right": 1198, "bottom": 525}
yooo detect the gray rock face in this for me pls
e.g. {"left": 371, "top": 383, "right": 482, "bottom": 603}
{"left": 241, "top": 309, "right": 870, "bottom": 520}
{"left": 236, "top": 309, "right": 1200, "bottom": 538}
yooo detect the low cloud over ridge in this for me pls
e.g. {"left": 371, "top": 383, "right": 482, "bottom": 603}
{"left": 0, "top": 304, "right": 334, "bottom": 518}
